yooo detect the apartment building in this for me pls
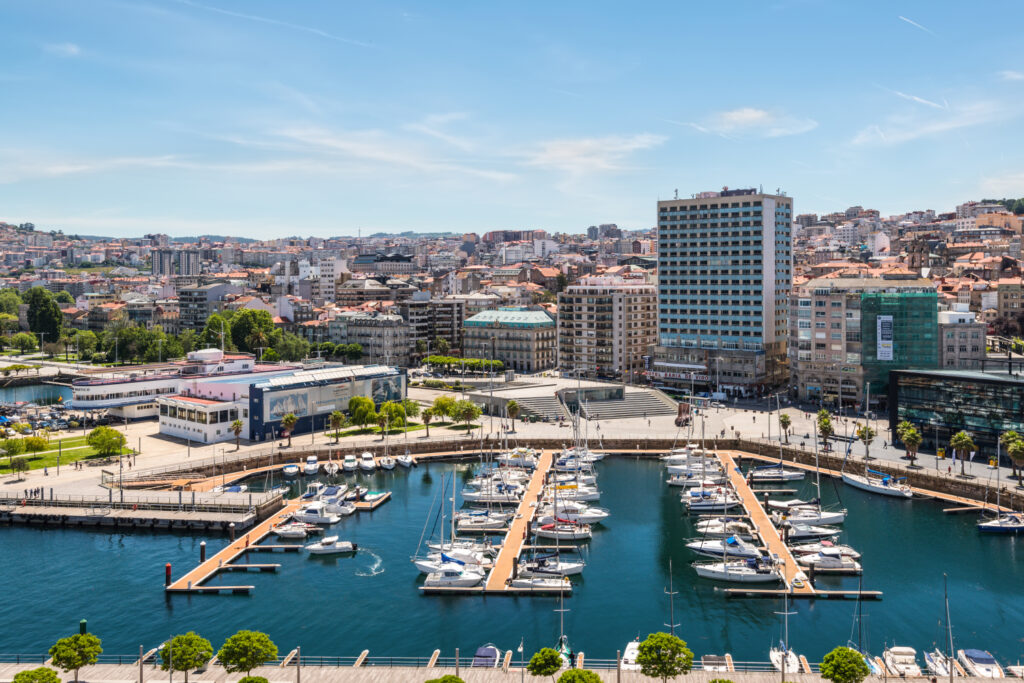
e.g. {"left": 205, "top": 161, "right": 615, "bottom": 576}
{"left": 396, "top": 293, "right": 466, "bottom": 352}
{"left": 937, "top": 305, "right": 986, "bottom": 370}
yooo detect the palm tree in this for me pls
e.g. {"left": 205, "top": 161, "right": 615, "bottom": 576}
{"left": 230, "top": 419, "right": 243, "bottom": 450}
{"left": 329, "top": 410, "right": 345, "bottom": 443}
{"left": 903, "top": 426, "right": 922, "bottom": 468}
{"left": 506, "top": 400, "right": 520, "bottom": 430}
{"left": 421, "top": 408, "right": 434, "bottom": 437}
{"left": 1000, "top": 430, "right": 1021, "bottom": 481}
{"left": 1007, "top": 438, "right": 1024, "bottom": 486}
{"left": 376, "top": 411, "right": 389, "bottom": 440}
{"left": 856, "top": 423, "right": 876, "bottom": 461}
{"left": 778, "top": 413, "right": 791, "bottom": 444}
{"left": 247, "top": 328, "right": 269, "bottom": 359}
{"left": 949, "top": 430, "right": 976, "bottom": 477}
{"left": 281, "top": 413, "right": 297, "bottom": 448}
{"left": 816, "top": 409, "right": 834, "bottom": 451}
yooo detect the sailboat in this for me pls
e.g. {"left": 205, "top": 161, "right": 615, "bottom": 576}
{"left": 847, "top": 577, "right": 883, "bottom": 675}
{"left": 769, "top": 592, "right": 802, "bottom": 673}
{"left": 978, "top": 460, "right": 1024, "bottom": 533}
{"left": 925, "top": 574, "right": 961, "bottom": 679}
{"left": 753, "top": 395, "right": 806, "bottom": 483}
{"left": 841, "top": 430, "right": 912, "bottom": 498}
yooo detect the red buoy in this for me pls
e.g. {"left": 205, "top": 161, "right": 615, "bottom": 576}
{"left": 165, "top": 563, "right": 172, "bottom": 586}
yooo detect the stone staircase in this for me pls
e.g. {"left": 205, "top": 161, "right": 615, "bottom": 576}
{"left": 513, "top": 395, "right": 568, "bottom": 421}
{"left": 580, "top": 390, "right": 677, "bottom": 421}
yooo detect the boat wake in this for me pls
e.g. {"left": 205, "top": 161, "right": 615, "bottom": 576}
{"left": 355, "top": 550, "right": 384, "bottom": 577}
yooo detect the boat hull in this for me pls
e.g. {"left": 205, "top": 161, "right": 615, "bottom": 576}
{"left": 842, "top": 472, "right": 913, "bottom": 498}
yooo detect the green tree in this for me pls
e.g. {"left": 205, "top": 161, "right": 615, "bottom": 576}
{"left": 230, "top": 419, "right": 244, "bottom": 450}
{"left": 421, "top": 407, "right": 435, "bottom": 437}
{"left": 53, "top": 290, "right": 75, "bottom": 305}
{"left": 431, "top": 395, "right": 456, "bottom": 422}
{"left": 280, "top": 413, "right": 298, "bottom": 447}
{"left": 12, "top": 331, "right": 38, "bottom": 353}
{"left": 635, "top": 632, "right": 693, "bottom": 682}
{"left": 414, "top": 339, "right": 427, "bottom": 358}
{"left": 230, "top": 309, "right": 276, "bottom": 353}
{"left": 200, "top": 313, "right": 232, "bottom": 351}
{"left": 778, "top": 413, "right": 791, "bottom": 443}
{"left": 424, "top": 676, "right": 464, "bottom": 683}
{"left": 344, "top": 343, "right": 363, "bottom": 363}
{"left": 217, "top": 630, "right": 278, "bottom": 677}
{"left": 178, "top": 329, "right": 199, "bottom": 354}
{"left": 329, "top": 410, "right": 346, "bottom": 442}
{"left": 159, "top": 632, "right": 214, "bottom": 683}
{"left": 902, "top": 426, "right": 923, "bottom": 468}
{"left": 75, "top": 329, "right": 98, "bottom": 356}
{"left": 379, "top": 401, "right": 406, "bottom": 434}
{"left": 3, "top": 437, "right": 25, "bottom": 467}
{"left": 555, "top": 273, "right": 568, "bottom": 292}
{"left": 237, "top": 677, "right": 269, "bottom": 683}
{"left": 0, "top": 288, "right": 21, "bottom": 316}
{"left": 48, "top": 632, "right": 103, "bottom": 683}
{"left": 274, "top": 331, "right": 310, "bottom": 362}
{"left": 261, "top": 347, "right": 280, "bottom": 362}
{"left": 507, "top": 399, "right": 521, "bottom": 428}
{"left": 24, "top": 286, "right": 62, "bottom": 345}
{"left": 819, "top": 646, "right": 871, "bottom": 683}
{"left": 527, "top": 648, "right": 563, "bottom": 680}
{"left": 12, "top": 667, "right": 60, "bottom": 683}
{"left": 950, "top": 430, "right": 976, "bottom": 477}
{"left": 433, "top": 337, "right": 450, "bottom": 355}
{"left": 855, "top": 423, "right": 876, "bottom": 461}
{"left": 349, "top": 396, "right": 376, "bottom": 428}
{"left": 0, "top": 312, "right": 19, "bottom": 335}
{"left": 401, "top": 398, "right": 420, "bottom": 421}
{"left": 87, "top": 425, "right": 127, "bottom": 457}
{"left": 23, "top": 436, "right": 47, "bottom": 458}
{"left": 10, "top": 457, "right": 29, "bottom": 478}
{"left": 452, "top": 399, "right": 481, "bottom": 431}
{"left": 557, "top": 671, "right": 601, "bottom": 683}
{"left": 1000, "top": 430, "right": 1022, "bottom": 481}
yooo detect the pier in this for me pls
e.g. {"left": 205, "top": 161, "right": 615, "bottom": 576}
{"left": 165, "top": 499, "right": 304, "bottom": 594}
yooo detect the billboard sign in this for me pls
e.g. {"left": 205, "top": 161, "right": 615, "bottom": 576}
{"left": 877, "top": 315, "right": 894, "bottom": 361}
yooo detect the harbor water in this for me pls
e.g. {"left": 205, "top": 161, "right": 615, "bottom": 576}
{"left": 0, "top": 456, "right": 1022, "bottom": 662}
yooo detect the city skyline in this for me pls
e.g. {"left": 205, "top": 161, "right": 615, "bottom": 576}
{"left": 2, "top": 0, "right": 1023, "bottom": 237}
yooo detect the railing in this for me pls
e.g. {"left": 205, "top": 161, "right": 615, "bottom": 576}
{"left": 0, "top": 491, "right": 275, "bottom": 515}
{"left": 0, "top": 654, "right": 47, "bottom": 664}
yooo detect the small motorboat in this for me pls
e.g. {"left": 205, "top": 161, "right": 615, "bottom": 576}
{"left": 621, "top": 640, "right": 641, "bottom": 671}
{"left": 344, "top": 485, "right": 369, "bottom": 501}
{"left": 324, "top": 462, "right": 340, "bottom": 476}
{"left": 472, "top": 644, "right": 503, "bottom": 668}
{"left": 282, "top": 464, "right": 300, "bottom": 477}
{"left": 977, "top": 512, "right": 1024, "bottom": 534}
{"left": 359, "top": 452, "right": 377, "bottom": 471}
{"left": 686, "top": 536, "right": 762, "bottom": 560}
{"left": 536, "top": 504, "right": 610, "bottom": 526}
{"left": 221, "top": 485, "right": 247, "bottom": 493}
{"left": 695, "top": 518, "right": 756, "bottom": 540}
{"left": 795, "top": 548, "right": 861, "bottom": 572}
{"left": 701, "top": 655, "right": 732, "bottom": 672}
{"left": 342, "top": 455, "right": 358, "bottom": 472}
{"left": 396, "top": 454, "right": 415, "bottom": 468}
{"left": 305, "top": 535, "right": 357, "bottom": 555}
{"left": 924, "top": 649, "right": 957, "bottom": 678}
{"left": 508, "top": 575, "right": 572, "bottom": 592}
{"left": 423, "top": 562, "right": 485, "bottom": 587}
{"left": 684, "top": 489, "right": 741, "bottom": 512}
{"left": 293, "top": 501, "right": 341, "bottom": 525}
{"left": 379, "top": 456, "right": 396, "bottom": 470}
{"left": 362, "top": 490, "right": 388, "bottom": 504}
{"left": 958, "top": 649, "right": 1004, "bottom": 678}
{"left": 693, "top": 558, "right": 782, "bottom": 583}
{"left": 884, "top": 646, "right": 922, "bottom": 677}
{"left": 273, "top": 523, "right": 309, "bottom": 539}
{"left": 303, "top": 455, "right": 320, "bottom": 476}
{"left": 301, "top": 482, "right": 326, "bottom": 499}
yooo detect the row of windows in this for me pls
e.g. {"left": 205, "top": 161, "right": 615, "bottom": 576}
{"left": 159, "top": 405, "right": 240, "bottom": 424}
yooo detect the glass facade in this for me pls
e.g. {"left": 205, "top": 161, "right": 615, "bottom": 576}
{"left": 861, "top": 291, "right": 938, "bottom": 395}
{"left": 890, "top": 369, "right": 1024, "bottom": 461}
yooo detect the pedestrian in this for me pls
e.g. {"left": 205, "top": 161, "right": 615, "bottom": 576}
{"left": 947, "top": 465, "right": 952, "bottom": 474}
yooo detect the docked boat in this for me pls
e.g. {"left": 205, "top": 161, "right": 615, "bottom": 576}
{"left": 413, "top": 550, "right": 488, "bottom": 575}
{"left": 498, "top": 447, "right": 537, "bottom": 468}
{"left": 462, "top": 483, "right": 523, "bottom": 505}
{"left": 305, "top": 535, "right": 357, "bottom": 555}
{"left": 772, "top": 507, "right": 847, "bottom": 526}
{"left": 533, "top": 522, "right": 592, "bottom": 541}
{"left": 883, "top": 646, "right": 922, "bottom": 677}
{"left": 509, "top": 575, "right": 572, "bottom": 592}
{"left": 767, "top": 497, "right": 818, "bottom": 511}
{"left": 684, "top": 489, "right": 741, "bottom": 512}
{"left": 701, "top": 655, "right": 732, "bottom": 672}
{"left": 536, "top": 503, "right": 610, "bottom": 525}
{"left": 686, "top": 536, "right": 762, "bottom": 560}
{"left": 427, "top": 539, "right": 496, "bottom": 556}
{"left": 293, "top": 501, "right": 341, "bottom": 525}
{"left": 323, "top": 461, "right": 340, "bottom": 475}
{"left": 621, "top": 640, "right": 641, "bottom": 672}
{"left": 342, "top": 455, "right": 358, "bottom": 472}
{"left": 924, "top": 650, "right": 957, "bottom": 678}
{"left": 553, "top": 471, "right": 597, "bottom": 486}
{"left": 303, "top": 455, "right": 320, "bottom": 476}
{"left": 693, "top": 558, "right": 782, "bottom": 583}
{"left": 457, "top": 512, "right": 510, "bottom": 533}
{"left": 695, "top": 518, "right": 756, "bottom": 540}
{"left": 273, "top": 522, "right": 309, "bottom": 539}
{"left": 770, "top": 642, "right": 801, "bottom": 674}
{"left": 282, "top": 464, "right": 300, "bottom": 477}
{"left": 545, "top": 485, "right": 600, "bottom": 503}
{"left": 472, "top": 644, "right": 503, "bottom": 668}
{"left": 379, "top": 456, "right": 396, "bottom": 470}
{"left": 842, "top": 470, "right": 913, "bottom": 498}
{"left": 396, "top": 454, "right": 414, "bottom": 468}
{"left": 561, "top": 446, "right": 605, "bottom": 462}
{"left": 301, "top": 481, "right": 326, "bottom": 499}
{"left": 977, "top": 512, "right": 1024, "bottom": 534}
{"left": 958, "top": 649, "right": 1004, "bottom": 678}
{"left": 344, "top": 485, "right": 368, "bottom": 501}
{"left": 749, "top": 463, "right": 806, "bottom": 482}
{"left": 359, "top": 452, "right": 377, "bottom": 471}
{"left": 778, "top": 521, "right": 841, "bottom": 541}
{"left": 363, "top": 490, "right": 388, "bottom": 504}
{"left": 795, "top": 548, "right": 861, "bottom": 572}
{"left": 789, "top": 540, "right": 860, "bottom": 559}
{"left": 320, "top": 486, "right": 355, "bottom": 515}
{"left": 666, "top": 473, "right": 725, "bottom": 488}
{"left": 518, "top": 554, "right": 585, "bottom": 577}
{"left": 666, "top": 462, "right": 723, "bottom": 476}
{"left": 423, "top": 562, "right": 485, "bottom": 588}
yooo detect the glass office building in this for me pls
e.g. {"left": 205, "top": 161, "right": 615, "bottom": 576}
{"left": 889, "top": 368, "right": 1024, "bottom": 460}
{"left": 860, "top": 291, "right": 939, "bottom": 395}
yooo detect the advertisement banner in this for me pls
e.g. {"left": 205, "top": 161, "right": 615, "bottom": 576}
{"left": 877, "top": 315, "right": 894, "bottom": 361}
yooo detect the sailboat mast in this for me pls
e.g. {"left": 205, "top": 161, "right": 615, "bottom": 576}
{"left": 665, "top": 558, "right": 679, "bottom": 637}
{"left": 944, "top": 574, "right": 954, "bottom": 683}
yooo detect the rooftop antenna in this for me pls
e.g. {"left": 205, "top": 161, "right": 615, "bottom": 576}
{"left": 674, "top": 188, "right": 679, "bottom": 200}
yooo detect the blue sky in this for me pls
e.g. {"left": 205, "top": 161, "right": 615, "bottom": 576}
{"left": 1, "top": 0, "right": 1023, "bottom": 237}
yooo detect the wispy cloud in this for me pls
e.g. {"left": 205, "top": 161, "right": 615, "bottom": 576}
{"left": 850, "top": 101, "right": 1008, "bottom": 146}
{"left": 43, "top": 42, "right": 81, "bottom": 57}
{"left": 979, "top": 171, "right": 1024, "bottom": 197}
{"left": 522, "top": 134, "right": 665, "bottom": 174}
{"left": 678, "top": 107, "right": 817, "bottom": 139}
{"left": 880, "top": 86, "right": 947, "bottom": 110}
{"left": 898, "top": 15, "right": 936, "bottom": 36}
{"left": 171, "top": 0, "right": 372, "bottom": 48}
{"left": 403, "top": 113, "right": 474, "bottom": 152}
{"left": 999, "top": 70, "right": 1024, "bottom": 82}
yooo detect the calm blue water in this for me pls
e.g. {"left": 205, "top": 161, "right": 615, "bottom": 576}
{"left": 0, "top": 383, "right": 71, "bottom": 405}
{"left": 1, "top": 457, "right": 1022, "bottom": 663}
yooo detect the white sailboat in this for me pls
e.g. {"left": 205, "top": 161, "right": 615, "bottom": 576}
{"left": 323, "top": 461, "right": 340, "bottom": 476}
{"left": 533, "top": 521, "right": 592, "bottom": 541}
{"left": 686, "top": 536, "right": 762, "bottom": 559}
{"left": 789, "top": 540, "right": 860, "bottom": 559}
{"left": 795, "top": 548, "right": 862, "bottom": 572}
{"left": 769, "top": 592, "right": 802, "bottom": 674}
{"left": 695, "top": 517, "right": 756, "bottom": 540}
{"left": 772, "top": 506, "right": 847, "bottom": 525}
{"left": 378, "top": 456, "right": 396, "bottom": 470}
{"left": 694, "top": 558, "right": 783, "bottom": 583}
{"left": 842, "top": 470, "right": 913, "bottom": 498}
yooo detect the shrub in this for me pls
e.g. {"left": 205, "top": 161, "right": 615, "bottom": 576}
{"left": 558, "top": 670, "right": 602, "bottom": 682}
{"left": 820, "top": 646, "right": 870, "bottom": 683}
{"left": 238, "top": 677, "right": 270, "bottom": 683}
{"left": 527, "top": 648, "right": 564, "bottom": 678}
{"left": 424, "top": 676, "right": 464, "bottom": 683}
{"left": 12, "top": 667, "right": 60, "bottom": 683}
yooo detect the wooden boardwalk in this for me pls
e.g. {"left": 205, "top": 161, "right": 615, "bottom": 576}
{"left": 166, "top": 499, "right": 304, "bottom": 593}
{"left": 737, "top": 451, "right": 1013, "bottom": 513}
{"left": 484, "top": 449, "right": 554, "bottom": 592}
{"left": 716, "top": 450, "right": 814, "bottom": 596}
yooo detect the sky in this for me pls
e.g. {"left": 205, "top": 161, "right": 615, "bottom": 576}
{"left": 1, "top": 0, "right": 1023, "bottom": 238}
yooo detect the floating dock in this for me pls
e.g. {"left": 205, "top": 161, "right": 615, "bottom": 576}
{"left": 165, "top": 500, "right": 304, "bottom": 594}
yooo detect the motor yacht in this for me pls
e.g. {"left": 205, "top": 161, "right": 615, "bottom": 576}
{"left": 498, "top": 447, "right": 537, "bottom": 468}
{"left": 924, "top": 650, "right": 957, "bottom": 678}
{"left": 536, "top": 503, "right": 609, "bottom": 525}
{"left": 789, "top": 540, "right": 860, "bottom": 559}
{"left": 883, "top": 646, "right": 922, "bottom": 677}
{"left": 305, "top": 535, "right": 357, "bottom": 555}
{"left": 342, "top": 454, "right": 358, "bottom": 472}
{"left": 684, "top": 489, "right": 741, "bottom": 512}
{"left": 621, "top": 640, "right": 641, "bottom": 672}
{"left": 423, "top": 563, "right": 485, "bottom": 588}
{"left": 958, "top": 649, "right": 1004, "bottom": 678}
{"left": 472, "top": 644, "right": 503, "bottom": 668}
{"left": 359, "top": 452, "right": 377, "bottom": 471}
{"left": 795, "top": 548, "right": 861, "bottom": 572}
{"left": 694, "top": 518, "right": 756, "bottom": 540}
{"left": 272, "top": 523, "right": 309, "bottom": 539}
{"left": 293, "top": 501, "right": 341, "bottom": 525}
{"left": 301, "top": 482, "right": 326, "bottom": 499}
{"left": 303, "top": 455, "right": 320, "bottom": 476}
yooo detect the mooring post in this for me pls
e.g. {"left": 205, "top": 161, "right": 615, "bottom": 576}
{"left": 200, "top": 541, "right": 206, "bottom": 563}
{"left": 229, "top": 522, "right": 236, "bottom": 541}
{"left": 296, "top": 646, "right": 301, "bottom": 683}
{"left": 164, "top": 563, "right": 171, "bottom": 586}
{"left": 616, "top": 649, "right": 621, "bottom": 682}
{"left": 455, "top": 648, "right": 459, "bottom": 678}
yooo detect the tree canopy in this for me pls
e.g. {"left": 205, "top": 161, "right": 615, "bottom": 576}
{"left": 527, "top": 648, "right": 563, "bottom": 679}
{"left": 635, "top": 632, "right": 693, "bottom": 682}
{"left": 820, "top": 646, "right": 871, "bottom": 683}
{"left": 230, "top": 309, "right": 277, "bottom": 353}
{"left": 48, "top": 633, "right": 103, "bottom": 683}
{"left": 24, "top": 286, "right": 62, "bottom": 344}
{"left": 86, "top": 426, "right": 127, "bottom": 457}
{"left": 160, "top": 632, "right": 214, "bottom": 683}
{"left": 217, "top": 630, "right": 278, "bottom": 676}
